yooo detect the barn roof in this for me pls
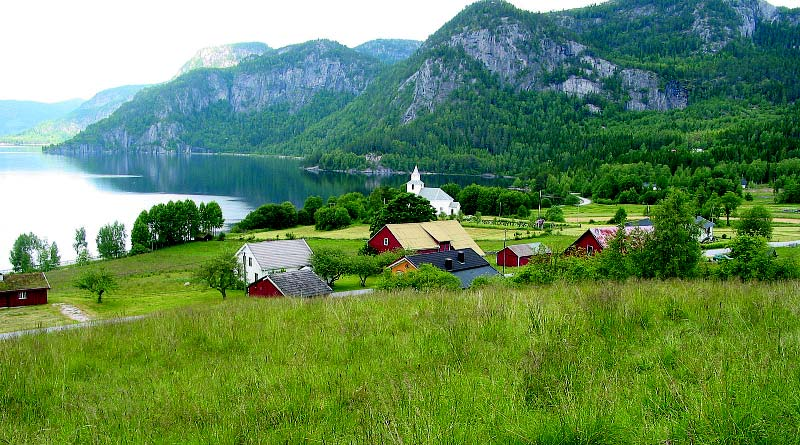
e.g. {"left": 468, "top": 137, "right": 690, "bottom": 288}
{"left": 694, "top": 216, "right": 715, "bottom": 229}
{"left": 588, "top": 226, "right": 654, "bottom": 249}
{"left": 401, "top": 248, "right": 499, "bottom": 288}
{"left": 381, "top": 220, "right": 484, "bottom": 256}
{"left": 266, "top": 270, "right": 331, "bottom": 298}
{"left": 240, "top": 239, "right": 313, "bottom": 271}
{"left": 0, "top": 272, "right": 50, "bottom": 293}
{"left": 506, "top": 242, "right": 552, "bottom": 257}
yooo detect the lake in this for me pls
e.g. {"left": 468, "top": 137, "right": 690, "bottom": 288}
{"left": 0, "top": 146, "right": 507, "bottom": 270}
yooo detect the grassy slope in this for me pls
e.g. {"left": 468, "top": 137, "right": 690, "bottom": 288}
{"left": 2, "top": 280, "right": 800, "bottom": 443}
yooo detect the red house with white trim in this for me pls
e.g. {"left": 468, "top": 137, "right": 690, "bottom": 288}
{"left": 0, "top": 272, "right": 50, "bottom": 308}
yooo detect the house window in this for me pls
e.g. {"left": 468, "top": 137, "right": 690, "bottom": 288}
{"left": 383, "top": 238, "right": 389, "bottom": 246}
{"left": 248, "top": 257, "right": 252, "bottom": 267}
{"left": 18, "top": 291, "right": 27, "bottom": 300}
{"left": 587, "top": 245, "right": 594, "bottom": 255}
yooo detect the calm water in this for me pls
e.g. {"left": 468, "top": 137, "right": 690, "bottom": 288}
{"left": 0, "top": 147, "right": 507, "bottom": 270}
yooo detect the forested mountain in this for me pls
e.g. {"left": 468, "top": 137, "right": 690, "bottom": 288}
{"left": 3, "top": 85, "right": 148, "bottom": 144}
{"left": 52, "top": 0, "right": 800, "bottom": 200}
{"left": 176, "top": 42, "right": 273, "bottom": 76}
{"left": 0, "top": 99, "right": 82, "bottom": 136}
{"left": 354, "top": 39, "right": 422, "bottom": 64}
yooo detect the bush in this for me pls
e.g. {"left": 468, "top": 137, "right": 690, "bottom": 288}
{"left": 314, "top": 206, "right": 352, "bottom": 231}
{"left": 377, "top": 264, "right": 461, "bottom": 291}
{"left": 544, "top": 206, "right": 565, "bottom": 222}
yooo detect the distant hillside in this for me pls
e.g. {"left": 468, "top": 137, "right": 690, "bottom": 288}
{"left": 0, "top": 99, "right": 82, "bottom": 136}
{"left": 176, "top": 42, "right": 272, "bottom": 76}
{"left": 354, "top": 39, "right": 422, "bottom": 64}
{"left": 4, "top": 85, "right": 148, "bottom": 145}
{"left": 53, "top": 0, "right": 800, "bottom": 185}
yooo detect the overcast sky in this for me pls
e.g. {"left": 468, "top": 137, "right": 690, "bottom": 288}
{"left": 2, "top": 0, "right": 799, "bottom": 103}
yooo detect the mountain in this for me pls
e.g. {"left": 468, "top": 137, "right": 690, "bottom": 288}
{"left": 54, "top": 40, "right": 383, "bottom": 152}
{"left": 0, "top": 99, "right": 83, "bottom": 137}
{"left": 354, "top": 39, "right": 422, "bottom": 64}
{"left": 53, "top": 0, "right": 800, "bottom": 182}
{"left": 3, "top": 85, "right": 148, "bottom": 144}
{"left": 176, "top": 42, "right": 272, "bottom": 76}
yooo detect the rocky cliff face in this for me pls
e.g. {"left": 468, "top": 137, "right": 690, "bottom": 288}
{"left": 59, "top": 40, "right": 381, "bottom": 152}
{"left": 176, "top": 42, "right": 272, "bottom": 76}
{"left": 354, "top": 39, "right": 422, "bottom": 64}
{"left": 396, "top": 6, "right": 689, "bottom": 123}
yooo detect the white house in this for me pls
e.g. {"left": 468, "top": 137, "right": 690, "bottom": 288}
{"left": 406, "top": 166, "right": 461, "bottom": 216}
{"left": 236, "top": 239, "right": 313, "bottom": 284}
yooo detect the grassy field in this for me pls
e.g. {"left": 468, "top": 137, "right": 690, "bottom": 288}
{"left": 2, "top": 280, "right": 800, "bottom": 443}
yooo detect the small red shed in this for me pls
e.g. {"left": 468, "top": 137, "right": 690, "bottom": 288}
{"left": 0, "top": 272, "right": 50, "bottom": 308}
{"left": 565, "top": 226, "right": 654, "bottom": 256}
{"left": 496, "top": 243, "right": 552, "bottom": 267}
{"left": 248, "top": 269, "right": 332, "bottom": 298}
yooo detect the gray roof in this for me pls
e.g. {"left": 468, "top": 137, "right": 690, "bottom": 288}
{"left": 246, "top": 239, "right": 313, "bottom": 271}
{"left": 506, "top": 242, "right": 552, "bottom": 257}
{"left": 452, "top": 266, "right": 500, "bottom": 288}
{"left": 695, "top": 216, "right": 715, "bottom": 229}
{"left": 419, "top": 187, "right": 454, "bottom": 202}
{"left": 267, "top": 269, "right": 331, "bottom": 298}
{"left": 403, "top": 248, "right": 499, "bottom": 288}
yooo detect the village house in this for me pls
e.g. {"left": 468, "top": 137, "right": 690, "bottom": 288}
{"left": 388, "top": 248, "right": 498, "bottom": 288}
{"left": 236, "top": 239, "right": 313, "bottom": 285}
{"left": 566, "top": 226, "right": 655, "bottom": 256}
{"left": 247, "top": 269, "right": 332, "bottom": 298}
{"left": 695, "top": 216, "right": 715, "bottom": 243}
{"left": 0, "top": 272, "right": 50, "bottom": 308}
{"left": 496, "top": 242, "right": 552, "bottom": 268}
{"left": 406, "top": 166, "right": 461, "bottom": 216}
{"left": 368, "top": 220, "right": 484, "bottom": 256}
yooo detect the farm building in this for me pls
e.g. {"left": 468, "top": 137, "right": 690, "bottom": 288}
{"left": 695, "top": 216, "right": 715, "bottom": 243}
{"left": 368, "top": 220, "right": 484, "bottom": 256}
{"left": 496, "top": 242, "right": 552, "bottom": 267}
{"left": 236, "top": 239, "right": 313, "bottom": 285}
{"left": 388, "top": 248, "right": 498, "bottom": 288}
{"left": 565, "top": 226, "right": 654, "bottom": 256}
{"left": 0, "top": 272, "right": 50, "bottom": 308}
{"left": 248, "top": 269, "right": 332, "bottom": 298}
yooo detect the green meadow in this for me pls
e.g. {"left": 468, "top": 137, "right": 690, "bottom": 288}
{"left": 2, "top": 280, "right": 800, "bottom": 443}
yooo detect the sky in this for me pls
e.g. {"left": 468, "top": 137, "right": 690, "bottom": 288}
{"left": 2, "top": 0, "right": 799, "bottom": 103}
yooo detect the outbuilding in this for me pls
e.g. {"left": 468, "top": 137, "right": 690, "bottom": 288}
{"left": 248, "top": 269, "right": 332, "bottom": 298}
{"left": 565, "top": 226, "right": 654, "bottom": 256}
{"left": 388, "top": 248, "right": 498, "bottom": 288}
{"left": 496, "top": 242, "right": 552, "bottom": 267}
{"left": 0, "top": 272, "right": 50, "bottom": 308}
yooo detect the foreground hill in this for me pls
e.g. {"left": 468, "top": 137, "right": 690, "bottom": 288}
{"left": 53, "top": 0, "right": 800, "bottom": 178}
{"left": 2, "top": 280, "right": 798, "bottom": 442}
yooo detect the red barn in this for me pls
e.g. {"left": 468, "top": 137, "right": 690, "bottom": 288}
{"left": 368, "top": 220, "right": 484, "bottom": 256}
{"left": 565, "top": 226, "right": 654, "bottom": 256}
{"left": 496, "top": 243, "right": 552, "bottom": 267}
{"left": 0, "top": 272, "right": 50, "bottom": 308}
{"left": 248, "top": 269, "right": 331, "bottom": 298}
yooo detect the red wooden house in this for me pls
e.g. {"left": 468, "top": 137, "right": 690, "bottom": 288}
{"left": 248, "top": 269, "right": 331, "bottom": 298}
{"left": 368, "top": 220, "right": 485, "bottom": 256}
{"left": 0, "top": 272, "right": 50, "bottom": 308}
{"left": 565, "top": 226, "right": 654, "bottom": 256}
{"left": 496, "top": 242, "right": 552, "bottom": 267}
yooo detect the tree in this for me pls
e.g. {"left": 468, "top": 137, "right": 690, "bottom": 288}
{"left": 310, "top": 248, "right": 349, "bottom": 287}
{"left": 719, "top": 191, "right": 743, "bottom": 226}
{"left": 9, "top": 233, "right": 41, "bottom": 273}
{"left": 96, "top": 221, "right": 127, "bottom": 259}
{"left": 610, "top": 207, "right": 627, "bottom": 225}
{"left": 38, "top": 242, "right": 60, "bottom": 272}
{"left": 201, "top": 201, "right": 224, "bottom": 236}
{"left": 73, "top": 227, "right": 91, "bottom": 265}
{"left": 314, "top": 206, "right": 352, "bottom": 231}
{"left": 370, "top": 193, "right": 436, "bottom": 235}
{"left": 736, "top": 205, "right": 773, "bottom": 239}
{"left": 195, "top": 252, "right": 243, "bottom": 299}
{"left": 544, "top": 206, "right": 564, "bottom": 222}
{"left": 75, "top": 268, "right": 117, "bottom": 303}
{"left": 131, "top": 210, "right": 152, "bottom": 253}
{"left": 348, "top": 255, "right": 382, "bottom": 287}
{"left": 377, "top": 264, "right": 461, "bottom": 291}
{"left": 644, "top": 190, "right": 701, "bottom": 279}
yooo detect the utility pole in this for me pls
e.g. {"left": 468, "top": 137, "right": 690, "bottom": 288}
{"left": 538, "top": 190, "right": 542, "bottom": 219}
{"left": 500, "top": 202, "right": 506, "bottom": 275}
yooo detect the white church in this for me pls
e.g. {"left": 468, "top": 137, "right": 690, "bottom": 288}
{"left": 406, "top": 166, "right": 461, "bottom": 216}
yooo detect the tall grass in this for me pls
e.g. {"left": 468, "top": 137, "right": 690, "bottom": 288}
{"left": 2, "top": 280, "right": 799, "bottom": 443}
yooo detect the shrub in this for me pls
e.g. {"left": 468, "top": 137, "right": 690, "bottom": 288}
{"left": 378, "top": 264, "right": 461, "bottom": 291}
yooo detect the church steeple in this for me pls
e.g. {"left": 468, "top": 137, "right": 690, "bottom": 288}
{"left": 406, "top": 165, "right": 424, "bottom": 194}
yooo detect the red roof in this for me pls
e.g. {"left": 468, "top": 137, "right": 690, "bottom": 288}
{"left": 589, "top": 226, "right": 654, "bottom": 249}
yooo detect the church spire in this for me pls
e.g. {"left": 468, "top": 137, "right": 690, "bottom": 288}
{"left": 406, "top": 165, "right": 424, "bottom": 194}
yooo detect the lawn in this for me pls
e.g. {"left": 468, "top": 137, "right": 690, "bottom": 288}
{"left": 2, "top": 280, "right": 800, "bottom": 443}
